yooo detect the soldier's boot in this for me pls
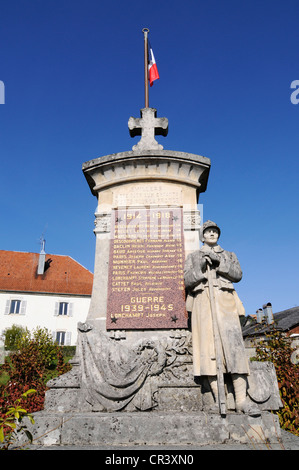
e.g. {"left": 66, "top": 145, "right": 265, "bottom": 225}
{"left": 232, "top": 373, "right": 260, "bottom": 416}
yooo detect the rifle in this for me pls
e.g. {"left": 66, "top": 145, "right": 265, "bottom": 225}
{"left": 206, "top": 261, "right": 226, "bottom": 416}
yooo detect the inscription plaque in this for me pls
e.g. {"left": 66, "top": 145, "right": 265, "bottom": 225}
{"left": 113, "top": 185, "right": 182, "bottom": 207}
{"left": 106, "top": 207, "right": 188, "bottom": 330}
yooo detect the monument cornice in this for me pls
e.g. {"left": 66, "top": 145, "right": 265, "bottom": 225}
{"left": 82, "top": 149, "right": 211, "bottom": 196}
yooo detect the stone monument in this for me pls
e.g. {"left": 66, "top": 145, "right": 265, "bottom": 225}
{"left": 26, "top": 106, "right": 283, "bottom": 447}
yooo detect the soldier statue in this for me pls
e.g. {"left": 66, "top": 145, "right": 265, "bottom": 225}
{"left": 184, "top": 220, "right": 260, "bottom": 415}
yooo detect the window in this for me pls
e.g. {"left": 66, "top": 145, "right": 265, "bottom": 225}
{"left": 58, "top": 302, "right": 68, "bottom": 316}
{"left": 55, "top": 331, "right": 66, "bottom": 345}
{"left": 54, "top": 331, "right": 71, "bottom": 346}
{"left": 5, "top": 299, "right": 26, "bottom": 315}
{"left": 54, "top": 302, "right": 73, "bottom": 317}
{"left": 10, "top": 300, "right": 21, "bottom": 314}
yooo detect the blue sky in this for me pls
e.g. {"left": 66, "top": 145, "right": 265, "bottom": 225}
{"left": 0, "top": 0, "right": 298, "bottom": 316}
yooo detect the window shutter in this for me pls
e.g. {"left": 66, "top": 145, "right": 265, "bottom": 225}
{"left": 20, "top": 300, "right": 27, "bottom": 315}
{"left": 68, "top": 303, "right": 73, "bottom": 317}
{"left": 4, "top": 300, "right": 10, "bottom": 314}
{"left": 65, "top": 332, "right": 71, "bottom": 346}
{"left": 54, "top": 302, "right": 59, "bottom": 316}
{"left": 52, "top": 331, "right": 57, "bottom": 343}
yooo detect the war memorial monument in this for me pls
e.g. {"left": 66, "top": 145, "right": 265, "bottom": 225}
{"left": 27, "top": 31, "right": 283, "bottom": 448}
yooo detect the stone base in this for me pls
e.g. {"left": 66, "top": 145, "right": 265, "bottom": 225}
{"left": 24, "top": 411, "right": 281, "bottom": 447}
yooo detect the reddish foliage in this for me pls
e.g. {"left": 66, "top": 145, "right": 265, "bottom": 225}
{"left": 0, "top": 342, "right": 71, "bottom": 419}
{"left": 255, "top": 326, "right": 299, "bottom": 436}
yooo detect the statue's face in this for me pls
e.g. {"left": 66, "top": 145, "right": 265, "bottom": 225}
{"left": 203, "top": 227, "right": 219, "bottom": 246}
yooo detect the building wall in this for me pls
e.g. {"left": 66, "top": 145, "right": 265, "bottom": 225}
{"left": 0, "top": 291, "right": 90, "bottom": 345}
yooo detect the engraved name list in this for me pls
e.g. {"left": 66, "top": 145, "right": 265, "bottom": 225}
{"left": 106, "top": 207, "right": 188, "bottom": 329}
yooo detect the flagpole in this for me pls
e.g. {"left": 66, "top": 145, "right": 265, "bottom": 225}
{"left": 142, "top": 28, "right": 149, "bottom": 108}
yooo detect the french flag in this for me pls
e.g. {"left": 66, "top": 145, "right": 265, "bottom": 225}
{"left": 148, "top": 43, "right": 159, "bottom": 87}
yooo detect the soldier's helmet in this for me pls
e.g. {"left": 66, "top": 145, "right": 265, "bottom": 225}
{"left": 200, "top": 220, "right": 221, "bottom": 241}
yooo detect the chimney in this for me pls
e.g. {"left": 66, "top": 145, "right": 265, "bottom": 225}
{"left": 256, "top": 308, "right": 264, "bottom": 323}
{"left": 263, "top": 302, "right": 274, "bottom": 324}
{"left": 37, "top": 237, "right": 46, "bottom": 275}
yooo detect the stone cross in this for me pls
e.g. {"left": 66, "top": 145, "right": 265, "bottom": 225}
{"left": 128, "top": 107, "right": 168, "bottom": 151}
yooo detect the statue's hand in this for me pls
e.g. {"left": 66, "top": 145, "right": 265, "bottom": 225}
{"left": 204, "top": 250, "right": 220, "bottom": 267}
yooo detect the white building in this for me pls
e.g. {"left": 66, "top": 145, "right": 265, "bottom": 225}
{"left": 0, "top": 250, "right": 93, "bottom": 346}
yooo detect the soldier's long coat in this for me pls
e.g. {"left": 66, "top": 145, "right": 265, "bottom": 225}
{"left": 184, "top": 244, "right": 250, "bottom": 377}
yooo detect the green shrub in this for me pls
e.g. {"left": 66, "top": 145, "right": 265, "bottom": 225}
{"left": 16, "top": 327, "right": 58, "bottom": 368}
{"left": 60, "top": 345, "right": 76, "bottom": 359}
{"left": 3, "top": 325, "right": 27, "bottom": 351}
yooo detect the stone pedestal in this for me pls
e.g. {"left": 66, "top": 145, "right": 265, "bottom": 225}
{"left": 24, "top": 410, "right": 282, "bottom": 447}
